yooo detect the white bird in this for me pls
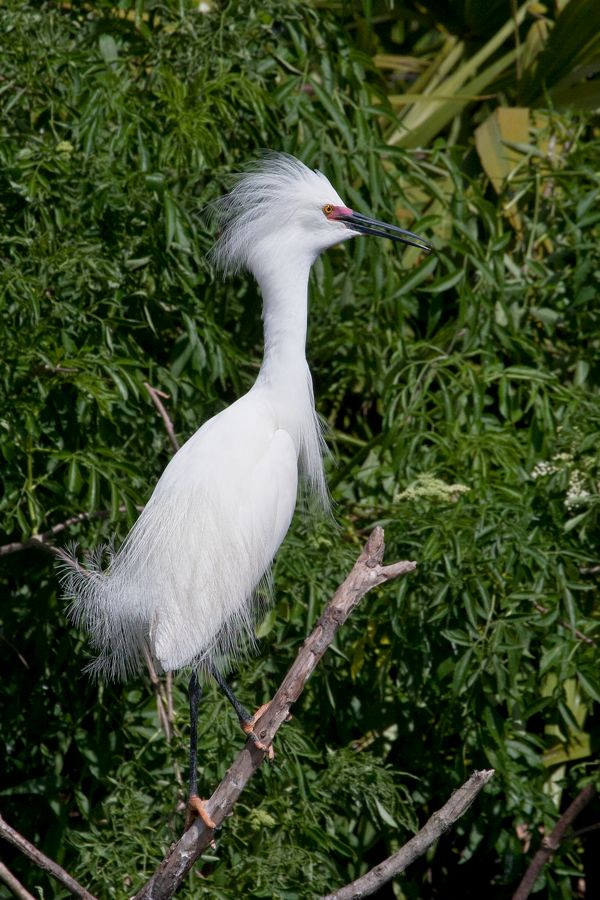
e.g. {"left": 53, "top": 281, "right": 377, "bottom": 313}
{"left": 62, "top": 152, "right": 430, "bottom": 825}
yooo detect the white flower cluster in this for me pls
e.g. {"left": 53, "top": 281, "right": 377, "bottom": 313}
{"left": 531, "top": 452, "right": 574, "bottom": 480}
{"left": 530, "top": 460, "right": 559, "bottom": 479}
{"left": 565, "top": 470, "right": 591, "bottom": 509}
{"left": 530, "top": 453, "right": 595, "bottom": 509}
{"left": 397, "top": 474, "right": 470, "bottom": 504}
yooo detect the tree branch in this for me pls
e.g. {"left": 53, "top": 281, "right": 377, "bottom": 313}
{"left": 0, "top": 511, "right": 110, "bottom": 558}
{"left": 142, "top": 643, "right": 179, "bottom": 754}
{"left": 141, "top": 383, "right": 178, "bottom": 732}
{"left": 0, "top": 814, "right": 97, "bottom": 900}
{"left": 512, "top": 782, "right": 597, "bottom": 900}
{"left": 133, "top": 527, "right": 416, "bottom": 900}
{"left": 143, "top": 382, "right": 180, "bottom": 453}
{"left": 320, "top": 769, "right": 495, "bottom": 900}
{"left": 532, "top": 601, "right": 597, "bottom": 647}
{"left": 0, "top": 507, "right": 143, "bottom": 559}
{"left": 0, "top": 861, "right": 36, "bottom": 900}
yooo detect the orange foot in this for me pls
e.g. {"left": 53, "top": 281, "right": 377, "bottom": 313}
{"left": 186, "top": 795, "right": 216, "bottom": 832}
{"left": 241, "top": 702, "right": 275, "bottom": 760}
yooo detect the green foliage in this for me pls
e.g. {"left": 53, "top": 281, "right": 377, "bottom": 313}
{"left": 1, "top": 2, "right": 599, "bottom": 899}
{"left": 350, "top": 0, "right": 600, "bottom": 146}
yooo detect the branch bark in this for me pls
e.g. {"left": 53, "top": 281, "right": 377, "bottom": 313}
{"left": 141, "top": 382, "right": 178, "bottom": 733}
{"left": 320, "top": 769, "right": 495, "bottom": 900}
{"left": 0, "top": 815, "right": 98, "bottom": 900}
{"left": 0, "top": 511, "right": 110, "bottom": 558}
{"left": 0, "top": 507, "right": 143, "bottom": 559}
{"left": 532, "top": 601, "right": 597, "bottom": 647}
{"left": 512, "top": 782, "right": 597, "bottom": 900}
{"left": 134, "top": 527, "right": 416, "bottom": 900}
{"left": 143, "top": 382, "right": 180, "bottom": 453}
{"left": 142, "top": 643, "right": 178, "bottom": 752}
{"left": 0, "top": 861, "right": 36, "bottom": 900}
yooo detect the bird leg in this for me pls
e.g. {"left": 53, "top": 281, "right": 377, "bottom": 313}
{"left": 186, "top": 670, "right": 216, "bottom": 831}
{"left": 209, "top": 665, "right": 274, "bottom": 759}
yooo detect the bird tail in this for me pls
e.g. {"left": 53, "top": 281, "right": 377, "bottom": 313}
{"left": 58, "top": 543, "right": 149, "bottom": 681}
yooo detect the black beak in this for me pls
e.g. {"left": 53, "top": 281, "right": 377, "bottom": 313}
{"left": 337, "top": 210, "right": 432, "bottom": 253}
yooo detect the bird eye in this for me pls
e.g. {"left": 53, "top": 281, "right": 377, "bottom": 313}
{"left": 322, "top": 204, "right": 334, "bottom": 216}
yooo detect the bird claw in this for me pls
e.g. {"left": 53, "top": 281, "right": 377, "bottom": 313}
{"left": 248, "top": 730, "right": 275, "bottom": 761}
{"left": 186, "top": 795, "right": 216, "bottom": 832}
{"left": 241, "top": 702, "right": 275, "bottom": 760}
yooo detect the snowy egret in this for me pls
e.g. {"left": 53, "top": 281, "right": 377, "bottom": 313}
{"left": 62, "top": 153, "right": 431, "bottom": 825}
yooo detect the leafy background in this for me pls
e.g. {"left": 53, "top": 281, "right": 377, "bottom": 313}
{"left": 1, "top": 1, "right": 599, "bottom": 897}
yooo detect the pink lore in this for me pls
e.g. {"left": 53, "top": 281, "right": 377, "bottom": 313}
{"left": 328, "top": 205, "right": 353, "bottom": 219}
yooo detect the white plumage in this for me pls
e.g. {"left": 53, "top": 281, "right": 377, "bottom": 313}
{"left": 62, "top": 153, "right": 430, "bottom": 682}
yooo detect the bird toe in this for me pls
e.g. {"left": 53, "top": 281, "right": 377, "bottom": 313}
{"left": 242, "top": 701, "right": 275, "bottom": 759}
{"left": 186, "top": 795, "right": 216, "bottom": 831}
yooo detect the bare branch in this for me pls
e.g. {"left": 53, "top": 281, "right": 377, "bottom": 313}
{"left": 0, "top": 861, "right": 36, "bottom": 900}
{"left": 142, "top": 643, "right": 173, "bottom": 740}
{"left": 0, "top": 507, "right": 142, "bottom": 559}
{"left": 571, "top": 821, "right": 600, "bottom": 839}
{"left": 320, "top": 769, "right": 495, "bottom": 900}
{"left": 142, "top": 383, "right": 180, "bottom": 744}
{"left": 133, "top": 527, "right": 416, "bottom": 900}
{"left": 532, "top": 601, "right": 597, "bottom": 647}
{"left": 144, "top": 382, "right": 180, "bottom": 452}
{"left": 0, "top": 511, "right": 109, "bottom": 558}
{"left": 0, "top": 814, "right": 97, "bottom": 900}
{"left": 141, "top": 645, "right": 178, "bottom": 761}
{"left": 512, "top": 782, "right": 597, "bottom": 900}
{"left": 166, "top": 670, "right": 174, "bottom": 723}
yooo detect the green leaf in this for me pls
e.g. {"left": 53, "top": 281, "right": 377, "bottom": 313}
{"left": 577, "top": 670, "right": 600, "bottom": 705}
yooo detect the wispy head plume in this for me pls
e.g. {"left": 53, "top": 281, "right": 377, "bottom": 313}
{"left": 209, "top": 152, "right": 340, "bottom": 275}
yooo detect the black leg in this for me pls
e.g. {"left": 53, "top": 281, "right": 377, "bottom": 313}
{"left": 208, "top": 665, "right": 273, "bottom": 758}
{"left": 185, "top": 671, "right": 217, "bottom": 831}
{"left": 209, "top": 664, "right": 253, "bottom": 727}
{"left": 188, "top": 670, "right": 202, "bottom": 798}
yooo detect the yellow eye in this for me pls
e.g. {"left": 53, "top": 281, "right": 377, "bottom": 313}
{"left": 322, "top": 203, "right": 334, "bottom": 216}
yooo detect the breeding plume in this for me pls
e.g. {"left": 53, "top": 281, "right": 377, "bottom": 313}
{"left": 62, "top": 153, "right": 430, "bottom": 821}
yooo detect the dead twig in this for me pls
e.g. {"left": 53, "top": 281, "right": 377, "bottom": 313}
{"left": 532, "top": 601, "right": 597, "bottom": 647}
{"left": 142, "top": 646, "right": 179, "bottom": 765}
{"left": 142, "top": 643, "right": 173, "bottom": 740}
{"left": 0, "top": 861, "right": 36, "bottom": 900}
{"left": 512, "top": 782, "right": 597, "bottom": 900}
{"left": 0, "top": 814, "right": 97, "bottom": 900}
{"left": 0, "top": 511, "right": 109, "bottom": 558}
{"left": 133, "top": 526, "right": 416, "bottom": 900}
{"left": 144, "top": 382, "right": 180, "bottom": 452}
{"left": 0, "top": 507, "right": 144, "bottom": 560}
{"left": 320, "top": 769, "right": 495, "bottom": 900}
{"left": 142, "top": 382, "right": 179, "bottom": 733}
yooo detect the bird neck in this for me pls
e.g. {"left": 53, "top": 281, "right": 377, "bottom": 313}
{"left": 253, "top": 254, "right": 326, "bottom": 500}
{"left": 256, "top": 255, "right": 312, "bottom": 382}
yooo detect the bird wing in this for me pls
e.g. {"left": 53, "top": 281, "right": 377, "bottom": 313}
{"left": 64, "top": 391, "right": 300, "bottom": 679}
{"left": 87, "top": 392, "right": 300, "bottom": 675}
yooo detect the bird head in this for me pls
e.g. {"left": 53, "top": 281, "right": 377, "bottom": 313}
{"left": 210, "top": 153, "right": 430, "bottom": 279}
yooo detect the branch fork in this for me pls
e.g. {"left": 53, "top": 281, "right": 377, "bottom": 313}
{"left": 133, "top": 527, "right": 415, "bottom": 899}
{"left": 2, "top": 529, "right": 493, "bottom": 900}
